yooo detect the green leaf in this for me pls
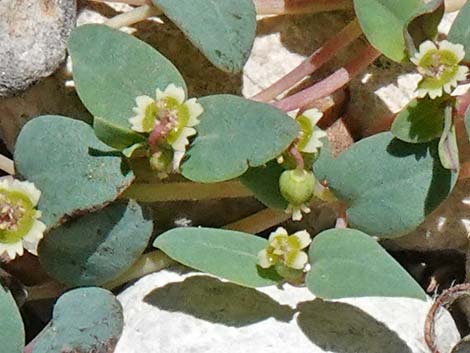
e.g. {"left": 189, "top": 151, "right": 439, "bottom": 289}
{"left": 391, "top": 97, "right": 445, "bottom": 143}
{"left": 152, "top": 0, "right": 256, "bottom": 73}
{"left": 314, "top": 132, "right": 457, "bottom": 238}
{"left": 353, "top": 0, "right": 422, "bottom": 61}
{"left": 93, "top": 116, "right": 146, "bottom": 151}
{"left": 240, "top": 162, "right": 287, "bottom": 210}
{"left": 306, "top": 228, "right": 427, "bottom": 300}
{"left": 32, "top": 287, "right": 123, "bottom": 353}
{"left": 38, "top": 200, "right": 153, "bottom": 286}
{"left": 0, "top": 285, "right": 24, "bottom": 353}
{"left": 68, "top": 24, "right": 186, "bottom": 135}
{"left": 438, "top": 105, "right": 459, "bottom": 170}
{"left": 405, "top": 0, "right": 444, "bottom": 56}
{"left": 448, "top": 0, "right": 470, "bottom": 64}
{"left": 181, "top": 95, "right": 299, "bottom": 182}
{"left": 14, "top": 116, "right": 134, "bottom": 229}
{"left": 154, "top": 227, "right": 276, "bottom": 287}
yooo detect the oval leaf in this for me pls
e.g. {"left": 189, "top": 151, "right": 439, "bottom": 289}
{"left": 240, "top": 162, "right": 287, "bottom": 210}
{"left": 38, "top": 200, "right": 153, "bottom": 286}
{"left": 154, "top": 227, "right": 276, "bottom": 287}
{"left": 14, "top": 116, "right": 134, "bottom": 229}
{"left": 306, "top": 228, "right": 427, "bottom": 300}
{"left": 391, "top": 97, "right": 445, "bottom": 143}
{"left": 353, "top": 0, "right": 422, "bottom": 61}
{"left": 152, "top": 0, "right": 256, "bottom": 73}
{"left": 448, "top": 0, "right": 470, "bottom": 64}
{"left": 32, "top": 287, "right": 123, "bottom": 353}
{"left": 314, "top": 132, "right": 457, "bottom": 238}
{"left": 181, "top": 95, "right": 299, "bottom": 183}
{"left": 68, "top": 24, "right": 186, "bottom": 140}
{"left": 0, "top": 285, "right": 24, "bottom": 353}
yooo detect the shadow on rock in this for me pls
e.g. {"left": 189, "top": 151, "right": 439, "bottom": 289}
{"left": 143, "top": 275, "right": 295, "bottom": 327}
{"left": 297, "top": 300, "right": 412, "bottom": 353}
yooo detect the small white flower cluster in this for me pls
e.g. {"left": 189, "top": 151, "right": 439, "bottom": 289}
{"left": 258, "top": 227, "right": 311, "bottom": 270}
{"left": 129, "top": 84, "right": 203, "bottom": 177}
{"left": 411, "top": 40, "right": 468, "bottom": 99}
{"left": 0, "top": 177, "right": 45, "bottom": 259}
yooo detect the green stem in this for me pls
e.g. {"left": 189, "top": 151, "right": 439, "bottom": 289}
{"left": 104, "top": 4, "right": 161, "bottom": 28}
{"left": 122, "top": 180, "right": 252, "bottom": 202}
{"left": 251, "top": 19, "right": 362, "bottom": 102}
{"left": 103, "top": 251, "right": 174, "bottom": 289}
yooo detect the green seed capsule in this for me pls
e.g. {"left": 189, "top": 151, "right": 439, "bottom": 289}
{"left": 279, "top": 169, "right": 315, "bottom": 206}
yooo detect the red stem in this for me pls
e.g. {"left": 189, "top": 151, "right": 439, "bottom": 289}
{"left": 289, "top": 146, "right": 305, "bottom": 170}
{"left": 272, "top": 44, "right": 381, "bottom": 112}
{"left": 254, "top": 0, "right": 353, "bottom": 15}
{"left": 456, "top": 90, "right": 470, "bottom": 116}
{"left": 252, "top": 19, "right": 362, "bottom": 102}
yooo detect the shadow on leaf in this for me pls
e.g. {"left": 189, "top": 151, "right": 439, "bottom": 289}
{"left": 143, "top": 275, "right": 294, "bottom": 327}
{"left": 296, "top": 300, "right": 412, "bottom": 353}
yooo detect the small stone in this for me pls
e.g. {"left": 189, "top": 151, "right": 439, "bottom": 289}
{"left": 115, "top": 268, "right": 460, "bottom": 353}
{"left": 0, "top": 0, "right": 76, "bottom": 97}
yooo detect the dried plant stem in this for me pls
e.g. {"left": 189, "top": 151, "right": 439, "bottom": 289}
{"left": 223, "top": 208, "right": 289, "bottom": 234}
{"left": 104, "top": 4, "right": 161, "bottom": 28}
{"left": 424, "top": 283, "right": 470, "bottom": 353}
{"left": 273, "top": 44, "right": 381, "bottom": 112}
{"left": 122, "top": 180, "right": 252, "bottom": 202}
{"left": 254, "top": 0, "right": 352, "bottom": 15}
{"left": 0, "top": 154, "right": 15, "bottom": 175}
{"left": 90, "top": 0, "right": 352, "bottom": 15}
{"left": 252, "top": 19, "right": 362, "bottom": 102}
{"left": 104, "top": 251, "right": 174, "bottom": 289}
{"left": 89, "top": 0, "right": 151, "bottom": 6}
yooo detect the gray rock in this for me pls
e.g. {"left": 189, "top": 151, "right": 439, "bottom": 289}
{"left": 0, "top": 0, "right": 76, "bottom": 97}
{"left": 115, "top": 269, "right": 460, "bottom": 353}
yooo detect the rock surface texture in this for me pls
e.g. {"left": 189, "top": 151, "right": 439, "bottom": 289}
{"left": 115, "top": 269, "right": 460, "bottom": 353}
{"left": 0, "top": 0, "right": 76, "bottom": 97}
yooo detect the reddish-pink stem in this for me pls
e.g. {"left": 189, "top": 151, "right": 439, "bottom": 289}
{"left": 456, "top": 90, "right": 470, "bottom": 116}
{"left": 252, "top": 19, "right": 362, "bottom": 102}
{"left": 289, "top": 146, "right": 305, "bottom": 170}
{"left": 272, "top": 44, "right": 381, "bottom": 112}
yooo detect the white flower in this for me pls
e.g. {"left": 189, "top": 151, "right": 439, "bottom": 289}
{"left": 257, "top": 227, "right": 311, "bottom": 270}
{"left": 288, "top": 108, "right": 327, "bottom": 155}
{"left": 129, "top": 83, "right": 204, "bottom": 174}
{"left": 0, "top": 177, "right": 45, "bottom": 260}
{"left": 411, "top": 40, "right": 469, "bottom": 99}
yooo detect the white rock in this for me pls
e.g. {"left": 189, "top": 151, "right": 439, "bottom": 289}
{"left": 115, "top": 268, "right": 460, "bottom": 353}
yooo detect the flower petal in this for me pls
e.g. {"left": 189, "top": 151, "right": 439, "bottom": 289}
{"left": 184, "top": 98, "right": 203, "bottom": 127}
{"left": 22, "top": 220, "right": 46, "bottom": 255}
{"left": 301, "top": 129, "right": 327, "bottom": 154}
{"left": 268, "top": 227, "right": 288, "bottom": 242}
{"left": 171, "top": 127, "right": 196, "bottom": 151}
{"left": 286, "top": 250, "right": 308, "bottom": 270}
{"left": 292, "top": 230, "right": 311, "bottom": 249}
{"left": 439, "top": 40, "right": 466, "bottom": 61}
{"left": 156, "top": 83, "right": 185, "bottom": 104}
{"left": 10, "top": 180, "right": 41, "bottom": 206}
{"left": 302, "top": 108, "right": 323, "bottom": 126}
{"left": 0, "top": 241, "right": 24, "bottom": 260}
{"left": 257, "top": 249, "right": 272, "bottom": 268}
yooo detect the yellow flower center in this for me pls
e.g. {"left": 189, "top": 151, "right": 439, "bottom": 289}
{"left": 0, "top": 190, "right": 35, "bottom": 243}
